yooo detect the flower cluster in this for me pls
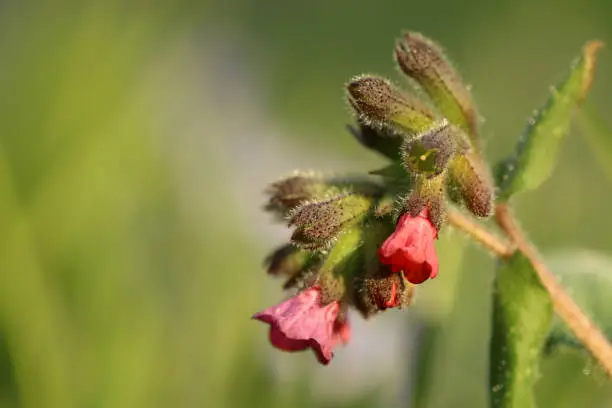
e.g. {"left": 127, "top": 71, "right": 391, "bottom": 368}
{"left": 253, "top": 32, "right": 494, "bottom": 364}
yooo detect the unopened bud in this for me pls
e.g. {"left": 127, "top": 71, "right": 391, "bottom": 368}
{"left": 265, "top": 173, "right": 328, "bottom": 216}
{"left": 316, "top": 227, "right": 364, "bottom": 304}
{"left": 264, "top": 244, "right": 321, "bottom": 289}
{"left": 402, "top": 120, "right": 457, "bottom": 177}
{"left": 403, "top": 175, "right": 446, "bottom": 231}
{"left": 353, "top": 265, "right": 415, "bottom": 318}
{"left": 347, "top": 122, "right": 402, "bottom": 160}
{"left": 265, "top": 244, "right": 308, "bottom": 276}
{"left": 395, "top": 32, "right": 479, "bottom": 143}
{"left": 265, "top": 173, "right": 381, "bottom": 219}
{"left": 448, "top": 151, "right": 494, "bottom": 217}
{"left": 289, "top": 193, "right": 372, "bottom": 249}
{"left": 346, "top": 75, "right": 436, "bottom": 136}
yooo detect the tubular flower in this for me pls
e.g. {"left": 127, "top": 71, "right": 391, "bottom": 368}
{"left": 378, "top": 208, "right": 439, "bottom": 284}
{"left": 252, "top": 286, "right": 350, "bottom": 365}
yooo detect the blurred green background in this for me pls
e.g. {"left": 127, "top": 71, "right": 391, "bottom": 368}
{"left": 0, "top": 1, "right": 612, "bottom": 407}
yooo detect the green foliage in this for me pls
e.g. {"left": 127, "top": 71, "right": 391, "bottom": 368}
{"left": 490, "top": 253, "right": 553, "bottom": 408}
{"left": 496, "top": 41, "right": 603, "bottom": 201}
{"left": 545, "top": 250, "right": 612, "bottom": 353}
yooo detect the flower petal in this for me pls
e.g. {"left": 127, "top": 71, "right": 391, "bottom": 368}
{"left": 252, "top": 287, "right": 349, "bottom": 364}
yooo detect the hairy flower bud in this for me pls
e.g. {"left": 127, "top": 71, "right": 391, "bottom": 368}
{"left": 346, "top": 122, "right": 402, "bottom": 160}
{"left": 448, "top": 151, "right": 494, "bottom": 217}
{"left": 403, "top": 175, "right": 446, "bottom": 231}
{"left": 402, "top": 120, "right": 457, "bottom": 177}
{"left": 346, "top": 75, "right": 436, "bottom": 136}
{"left": 264, "top": 173, "right": 329, "bottom": 216}
{"left": 264, "top": 244, "right": 321, "bottom": 290}
{"left": 289, "top": 193, "right": 372, "bottom": 249}
{"left": 353, "top": 265, "right": 415, "bottom": 318}
{"left": 265, "top": 173, "right": 382, "bottom": 220}
{"left": 395, "top": 32, "right": 479, "bottom": 144}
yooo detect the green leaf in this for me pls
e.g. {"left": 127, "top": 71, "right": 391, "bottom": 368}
{"left": 544, "top": 249, "right": 612, "bottom": 353}
{"left": 496, "top": 41, "right": 603, "bottom": 202}
{"left": 490, "top": 252, "right": 553, "bottom": 408}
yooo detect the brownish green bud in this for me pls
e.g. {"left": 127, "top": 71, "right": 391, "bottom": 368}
{"left": 265, "top": 172, "right": 382, "bottom": 219}
{"left": 403, "top": 174, "right": 446, "bottom": 231}
{"left": 289, "top": 193, "right": 372, "bottom": 249}
{"left": 401, "top": 120, "right": 457, "bottom": 177}
{"left": 346, "top": 75, "right": 436, "bottom": 136}
{"left": 448, "top": 151, "right": 494, "bottom": 217}
{"left": 395, "top": 32, "right": 479, "bottom": 144}
{"left": 374, "top": 194, "right": 395, "bottom": 217}
{"left": 353, "top": 264, "right": 415, "bottom": 318}
{"left": 346, "top": 122, "right": 402, "bottom": 160}
{"left": 264, "top": 172, "right": 329, "bottom": 216}
{"left": 265, "top": 244, "right": 309, "bottom": 277}
{"left": 315, "top": 227, "right": 364, "bottom": 304}
{"left": 264, "top": 244, "right": 322, "bottom": 289}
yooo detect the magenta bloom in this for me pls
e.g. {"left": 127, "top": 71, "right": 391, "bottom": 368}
{"left": 252, "top": 287, "right": 351, "bottom": 365}
{"left": 378, "top": 209, "right": 439, "bottom": 284}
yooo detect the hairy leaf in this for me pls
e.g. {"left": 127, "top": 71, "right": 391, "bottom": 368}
{"left": 490, "top": 252, "right": 553, "bottom": 408}
{"left": 545, "top": 249, "right": 612, "bottom": 353}
{"left": 496, "top": 41, "right": 603, "bottom": 201}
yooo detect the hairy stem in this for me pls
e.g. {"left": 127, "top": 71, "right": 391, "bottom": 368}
{"left": 494, "top": 203, "right": 612, "bottom": 377}
{"left": 446, "top": 207, "right": 513, "bottom": 257}
{"left": 448, "top": 203, "right": 612, "bottom": 376}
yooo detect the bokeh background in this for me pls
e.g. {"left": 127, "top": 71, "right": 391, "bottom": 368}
{"left": 1, "top": 1, "right": 612, "bottom": 407}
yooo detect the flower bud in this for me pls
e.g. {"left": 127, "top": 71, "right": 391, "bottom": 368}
{"left": 395, "top": 32, "right": 479, "bottom": 144}
{"left": 447, "top": 151, "right": 494, "bottom": 217}
{"left": 316, "top": 226, "right": 365, "bottom": 303}
{"left": 264, "top": 173, "right": 329, "bottom": 216}
{"left": 353, "top": 265, "right": 415, "bottom": 318}
{"left": 401, "top": 120, "right": 457, "bottom": 177}
{"left": 403, "top": 175, "right": 446, "bottom": 232}
{"left": 265, "top": 244, "right": 309, "bottom": 276}
{"left": 346, "top": 122, "right": 402, "bottom": 160}
{"left": 265, "top": 173, "right": 382, "bottom": 219}
{"left": 289, "top": 193, "right": 372, "bottom": 249}
{"left": 264, "top": 244, "right": 321, "bottom": 290}
{"left": 346, "top": 75, "right": 436, "bottom": 136}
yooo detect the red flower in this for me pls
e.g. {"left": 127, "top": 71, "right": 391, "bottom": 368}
{"left": 252, "top": 287, "right": 351, "bottom": 365}
{"left": 377, "top": 209, "right": 439, "bottom": 284}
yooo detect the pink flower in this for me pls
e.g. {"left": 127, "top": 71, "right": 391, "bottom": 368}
{"left": 377, "top": 209, "right": 439, "bottom": 284}
{"left": 252, "top": 287, "right": 350, "bottom": 365}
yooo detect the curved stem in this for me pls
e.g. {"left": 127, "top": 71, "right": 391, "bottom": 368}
{"left": 446, "top": 207, "right": 513, "bottom": 257}
{"left": 447, "top": 203, "right": 612, "bottom": 376}
{"left": 495, "top": 203, "right": 612, "bottom": 377}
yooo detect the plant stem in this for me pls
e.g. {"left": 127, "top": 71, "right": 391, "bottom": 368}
{"left": 494, "top": 203, "right": 612, "bottom": 377}
{"left": 447, "top": 203, "right": 612, "bottom": 376}
{"left": 446, "top": 207, "right": 513, "bottom": 257}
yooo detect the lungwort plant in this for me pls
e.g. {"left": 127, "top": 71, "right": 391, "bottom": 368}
{"left": 254, "top": 32, "right": 607, "bottom": 407}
